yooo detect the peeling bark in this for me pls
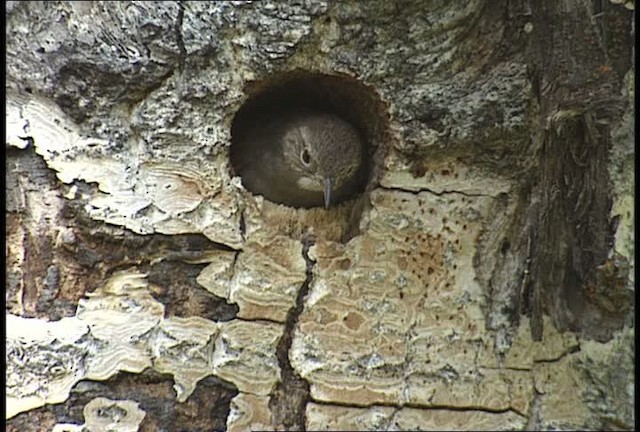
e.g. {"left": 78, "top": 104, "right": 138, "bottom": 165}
{"left": 5, "top": 1, "right": 634, "bottom": 431}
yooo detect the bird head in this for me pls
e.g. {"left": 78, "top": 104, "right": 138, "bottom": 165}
{"left": 282, "top": 112, "right": 362, "bottom": 208}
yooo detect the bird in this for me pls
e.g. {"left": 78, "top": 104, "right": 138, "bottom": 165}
{"left": 231, "top": 109, "right": 364, "bottom": 209}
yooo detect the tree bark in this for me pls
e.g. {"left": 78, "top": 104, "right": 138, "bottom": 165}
{"left": 5, "top": 1, "right": 634, "bottom": 431}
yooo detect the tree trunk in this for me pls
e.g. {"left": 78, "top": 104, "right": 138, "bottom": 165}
{"left": 5, "top": 1, "right": 634, "bottom": 431}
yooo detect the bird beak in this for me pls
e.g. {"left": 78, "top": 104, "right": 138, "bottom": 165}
{"left": 323, "top": 177, "right": 332, "bottom": 209}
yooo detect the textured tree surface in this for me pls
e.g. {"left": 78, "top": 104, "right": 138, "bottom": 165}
{"left": 5, "top": 1, "right": 634, "bottom": 431}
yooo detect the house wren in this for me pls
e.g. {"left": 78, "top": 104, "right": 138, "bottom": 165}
{"left": 232, "top": 110, "right": 363, "bottom": 208}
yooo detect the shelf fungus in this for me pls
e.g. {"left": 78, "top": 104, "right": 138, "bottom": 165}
{"left": 51, "top": 398, "right": 146, "bottom": 432}
{"left": 6, "top": 268, "right": 283, "bottom": 419}
{"left": 5, "top": 90, "right": 243, "bottom": 249}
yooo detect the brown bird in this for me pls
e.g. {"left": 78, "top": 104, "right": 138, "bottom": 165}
{"left": 232, "top": 109, "right": 364, "bottom": 208}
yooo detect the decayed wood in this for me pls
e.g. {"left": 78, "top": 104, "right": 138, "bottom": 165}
{"left": 5, "top": 1, "right": 634, "bottom": 431}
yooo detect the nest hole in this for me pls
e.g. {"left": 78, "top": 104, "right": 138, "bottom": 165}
{"left": 230, "top": 70, "right": 389, "bottom": 211}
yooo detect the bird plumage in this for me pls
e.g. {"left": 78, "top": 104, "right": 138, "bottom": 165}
{"left": 232, "top": 109, "right": 363, "bottom": 208}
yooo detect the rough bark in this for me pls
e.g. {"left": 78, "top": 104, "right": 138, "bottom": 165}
{"left": 5, "top": 1, "right": 634, "bottom": 431}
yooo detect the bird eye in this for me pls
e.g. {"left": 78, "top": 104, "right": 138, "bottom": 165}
{"left": 300, "top": 149, "right": 311, "bottom": 166}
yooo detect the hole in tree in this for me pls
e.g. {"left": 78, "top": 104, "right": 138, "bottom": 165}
{"left": 230, "top": 70, "right": 388, "bottom": 209}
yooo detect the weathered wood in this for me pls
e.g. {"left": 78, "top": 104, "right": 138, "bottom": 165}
{"left": 5, "top": 1, "right": 634, "bottom": 431}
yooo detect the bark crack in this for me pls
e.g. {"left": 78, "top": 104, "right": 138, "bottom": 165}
{"left": 482, "top": 343, "right": 581, "bottom": 372}
{"left": 380, "top": 185, "right": 502, "bottom": 198}
{"left": 238, "top": 208, "right": 247, "bottom": 241}
{"left": 268, "top": 237, "right": 314, "bottom": 430}
{"left": 175, "top": 1, "right": 187, "bottom": 74}
{"left": 524, "top": 387, "right": 543, "bottom": 431}
{"left": 532, "top": 344, "right": 581, "bottom": 364}
{"left": 309, "top": 398, "right": 527, "bottom": 416}
{"left": 233, "top": 316, "right": 285, "bottom": 326}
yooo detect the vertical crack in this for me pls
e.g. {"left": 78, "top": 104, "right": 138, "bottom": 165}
{"left": 524, "top": 387, "right": 543, "bottom": 431}
{"left": 238, "top": 208, "right": 247, "bottom": 241}
{"left": 269, "top": 237, "right": 314, "bottom": 430}
{"left": 175, "top": 1, "right": 186, "bottom": 74}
